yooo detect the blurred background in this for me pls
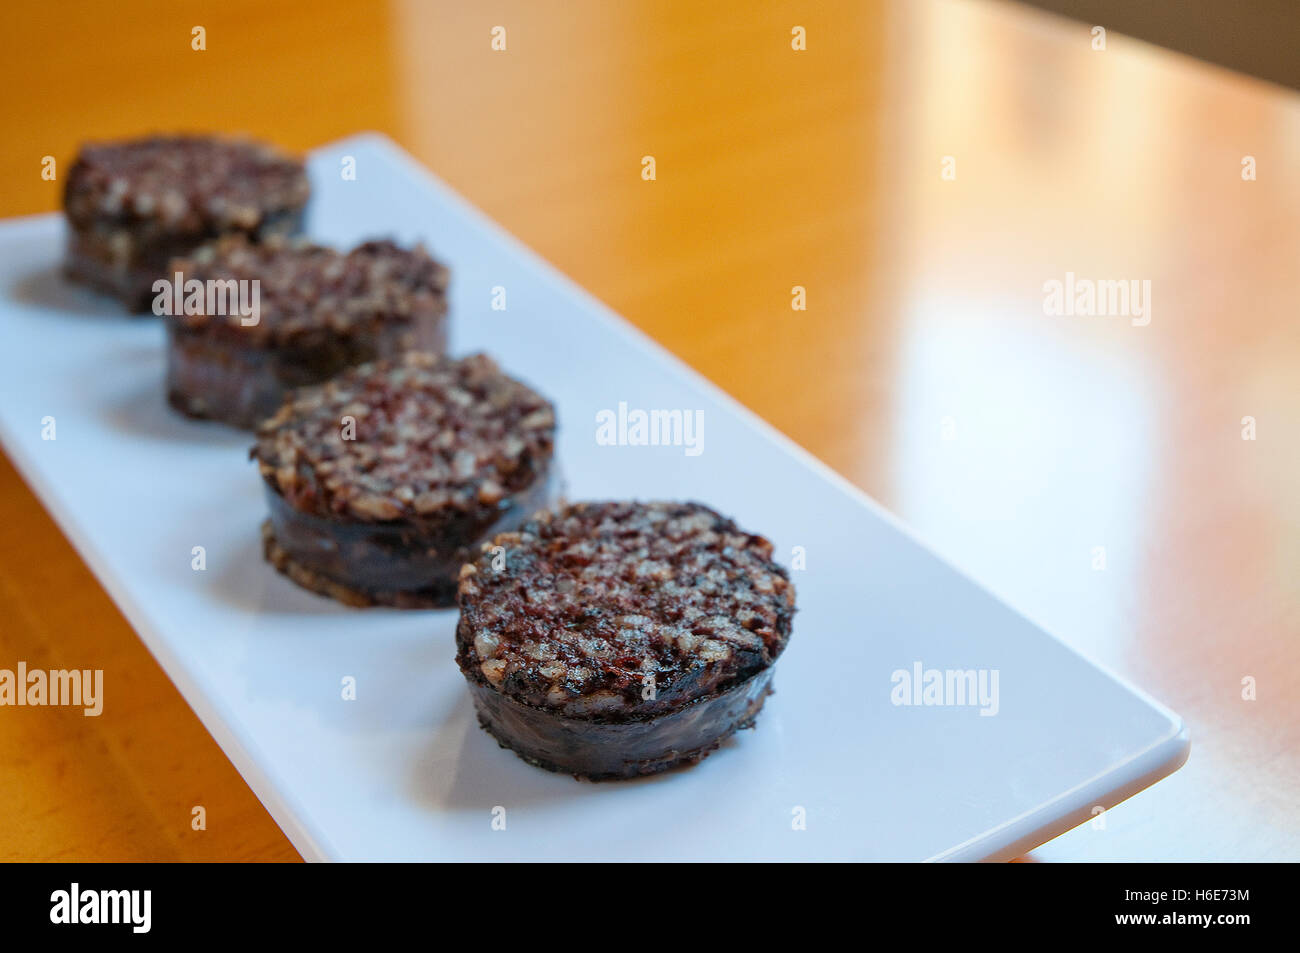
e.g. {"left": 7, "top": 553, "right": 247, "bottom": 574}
{"left": 1, "top": 0, "right": 1297, "bottom": 860}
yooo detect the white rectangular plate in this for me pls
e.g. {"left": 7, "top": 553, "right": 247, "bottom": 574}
{"left": 0, "top": 134, "right": 1187, "bottom": 861}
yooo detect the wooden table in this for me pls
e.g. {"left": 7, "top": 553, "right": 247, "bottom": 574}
{"left": 2, "top": 0, "right": 1296, "bottom": 862}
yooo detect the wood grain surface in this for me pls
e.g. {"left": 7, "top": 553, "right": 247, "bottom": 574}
{"left": 1, "top": 0, "right": 1296, "bottom": 861}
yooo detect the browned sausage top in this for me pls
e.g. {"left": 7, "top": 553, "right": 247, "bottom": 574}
{"left": 168, "top": 236, "right": 448, "bottom": 345}
{"left": 253, "top": 353, "right": 556, "bottom": 526}
{"left": 456, "top": 501, "right": 796, "bottom": 720}
{"left": 65, "top": 135, "right": 309, "bottom": 233}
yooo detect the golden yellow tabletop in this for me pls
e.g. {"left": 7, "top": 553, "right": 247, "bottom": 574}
{"left": 1, "top": 0, "right": 1297, "bottom": 861}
